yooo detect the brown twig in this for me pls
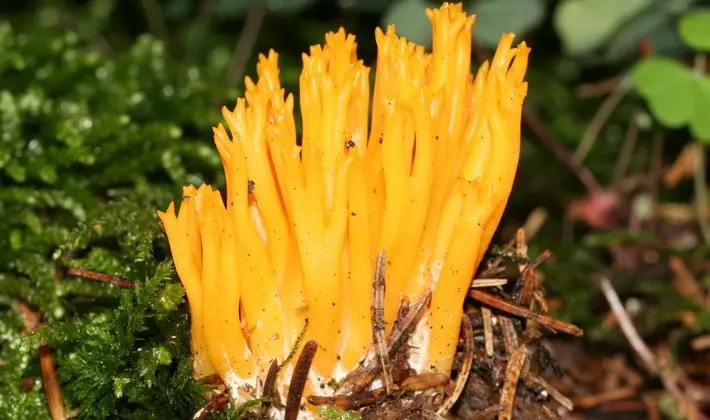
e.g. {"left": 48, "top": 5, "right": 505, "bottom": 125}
{"left": 40, "top": 345, "right": 65, "bottom": 420}
{"left": 570, "top": 386, "right": 638, "bottom": 410}
{"left": 285, "top": 340, "right": 318, "bottom": 420}
{"left": 499, "top": 317, "right": 520, "bottom": 357}
{"left": 65, "top": 268, "right": 134, "bottom": 288}
{"left": 522, "top": 207, "right": 548, "bottom": 240}
{"left": 372, "top": 251, "right": 393, "bottom": 394}
{"left": 481, "top": 307, "right": 494, "bottom": 356}
{"left": 471, "top": 278, "right": 508, "bottom": 288}
{"left": 693, "top": 143, "right": 710, "bottom": 245}
{"left": 18, "top": 302, "right": 66, "bottom": 420}
{"left": 574, "top": 78, "right": 631, "bottom": 163}
{"left": 522, "top": 108, "right": 603, "bottom": 193}
{"left": 262, "top": 359, "right": 279, "bottom": 404}
{"left": 526, "top": 374, "right": 573, "bottom": 411}
{"left": 513, "top": 249, "right": 551, "bottom": 307}
{"left": 612, "top": 109, "right": 640, "bottom": 187}
{"left": 337, "top": 289, "right": 432, "bottom": 395}
{"left": 498, "top": 346, "right": 527, "bottom": 420}
{"left": 577, "top": 76, "right": 624, "bottom": 98}
{"left": 437, "top": 315, "right": 474, "bottom": 415}
{"left": 469, "top": 290, "right": 584, "bottom": 337}
{"left": 473, "top": 404, "right": 506, "bottom": 419}
{"left": 193, "top": 388, "right": 230, "bottom": 420}
{"left": 226, "top": 4, "right": 268, "bottom": 87}
{"left": 308, "top": 387, "right": 388, "bottom": 409}
{"left": 599, "top": 277, "right": 704, "bottom": 419}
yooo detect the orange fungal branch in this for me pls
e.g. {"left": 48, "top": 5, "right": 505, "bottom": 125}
{"left": 158, "top": 2, "right": 529, "bottom": 417}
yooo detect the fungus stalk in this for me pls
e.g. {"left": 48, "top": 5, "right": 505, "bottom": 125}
{"left": 158, "top": 2, "right": 529, "bottom": 417}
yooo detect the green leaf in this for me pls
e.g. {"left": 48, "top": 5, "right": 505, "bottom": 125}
{"left": 632, "top": 57, "right": 695, "bottom": 127}
{"left": 554, "top": 0, "right": 653, "bottom": 55}
{"left": 381, "top": 0, "right": 433, "bottom": 46}
{"left": 632, "top": 57, "right": 690, "bottom": 98}
{"left": 679, "top": 8, "right": 710, "bottom": 52}
{"left": 466, "top": 0, "right": 545, "bottom": 48}
{"left": 691, "top": 76, "right": 710, "bottom": 142}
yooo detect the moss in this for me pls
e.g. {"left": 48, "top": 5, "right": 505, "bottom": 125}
{"left": 0, "top": 22, "right": 237, "bottom": 419}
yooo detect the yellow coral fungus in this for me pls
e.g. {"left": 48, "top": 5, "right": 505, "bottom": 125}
{"left": 158, "top": 2, "right": 529, "bottom": 417}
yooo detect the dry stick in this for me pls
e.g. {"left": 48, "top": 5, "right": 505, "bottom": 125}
{"left": 498, "top": 317, "right": 519, "bottom": 356}
{"left": 337, "top": 289, "right": 432, "bottom": 395}
{"left": 308, "top": 387, "right": 388, "bottom": 409}
{"left": 693, "top": 143, "right": 710, "bottom": 245}
{"left": 471, "top": 278, "right": 508, "bottom": 288}
{"left": 527, "top": 375, "right": 574, "bottom": 411}
{"left": 193, "top": 389, "right": 230, "bottom": 420}
{"left": 469, "top": 290, "right": 584, "bottom": 337}
{"left": 577, "top": 76, "right": 624, "bottom": 98}
{"left": 437, "top": 315, "right": 475, "bottom": 415}
{"left": 524, "top": 109, "right": 603, "bottom": 193}
{"left": 481, "top": 307, "right": 494, "bottom": 356}
{"left": 40, "top": 345, "right": 65, "bottom": 420}
{"left": 498, "top": 346, "right": 528, "bottom": 420}
{"left": 513, "top": 250, "right": 551, "bottom": 307}
{"left": 261, "top": 359, "right": 279, "bottom": 406}
{"left": 284, "top": 340, "right": 318, "bottom": 420}
{"left": 371, "top": 251, "right": 393, "bottom": 394}
{"left": 570, "top": 386, "right": 637, "bottom": 410}
{"left": 611, "top": 109, "right": 640, "bottom": 187}
{"left": 599, "top": 277, "right": 704, "bottom": 420}
{"left": 473, "top": 404, "right": 506, "bottom": 420}
{"left": 65, "top": 268, "right": 134, "bottom": 288}
{"left": 18, "top": 302, "right": 66, "bottom": 420}
{"left": 226, "top": 4, "right": 268, "bottom": 87}
{"left": 401, "top": 373, "right": 449, "bottom": 391}
{"left": 522, "top": 207, "right": 548, "bottom": 240}
{"left": 574, "top": 79, "right": 631, "bottom": 163}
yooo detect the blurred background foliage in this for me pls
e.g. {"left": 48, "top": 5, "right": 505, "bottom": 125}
{"left": 2, "top": 0, "right": 710, "bottom": 418}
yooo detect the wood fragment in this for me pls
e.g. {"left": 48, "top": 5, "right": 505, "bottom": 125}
{"left": 522, "top": 207, "right": 547, "bottom": 240}
{"left": 498, "top": 317, "right": 519, "bottom": 356}
{"left": 513, "top": 250, "right": 551, "bottom": 307}
{"left": 401, "top": 373, "right": 449, "bottom": 391}
{"left": 308, "top": 387, "right": 388, "bottom": 410}
{"left": 532, "top": 290, "right": 549, "bottom": 314}
{"left": 285, "top": 340, "right": 318, "bottom": 420}
{"left": 599, "top": 277, "right": 705, "bottom": 419}
{"left": 337, "top": 289, "right": 432, "bottom": 395}
{"left": 526, "top": 374, "right": 574, "bottom": 411}
{"left": 498, "top": 346, "right": 527, "bottom": 420}
{"left": 668, "top": 256, "right": 704, "bottom": 303}
{"left": 437, "top": 315, "right": 474, "bottom": 415}
{"left": 472, "top": 404, "right": 506, "bottom": 420}
{"left": 40, "top": 345, "right": 66, "bottom": 420}
{"left": 192, "top": 388, "right": 230, "bottom": 420}
{"left": 570, "top": 386, "right": 637, "bottom": 410}
{"left": 469, "top": 289, "right": 583, "bottom": 337}
{"left": 18, "top": 301, "right": 66, "bottom": 420}
{"left": 372, "top": 251, "right": 393, "bottom": 394}
{"left": 481, "top": 307, "right": 494, "bottom": 356}
{"left": 471, "top": 278, "right": 508, "bottom": 288}
{"left": 65, "top": 268, "right": 134, "bottom": 288}
{"left": 262, "top": 359, "right": 279, "bottom": 404}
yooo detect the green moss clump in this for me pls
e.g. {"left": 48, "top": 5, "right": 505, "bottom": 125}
{"left": 0, "top": 21, "right": 238, "bottom": 419}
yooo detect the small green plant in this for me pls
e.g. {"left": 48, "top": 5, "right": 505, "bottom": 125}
{"left": 631, "top": 8, "right": 710, "bottom": 141}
